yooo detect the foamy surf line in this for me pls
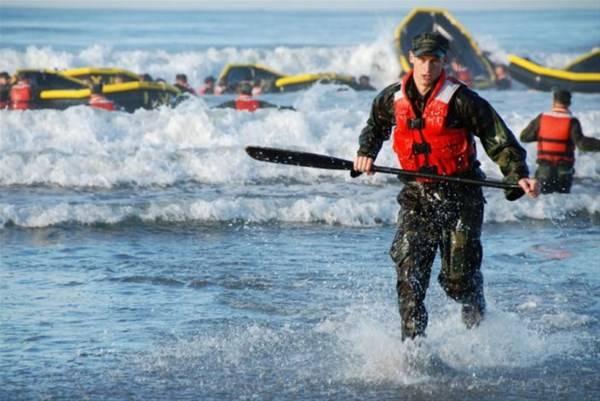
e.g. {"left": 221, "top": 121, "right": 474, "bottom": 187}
{"left": 1, "top": 192, "right": 598, "bottom": 229}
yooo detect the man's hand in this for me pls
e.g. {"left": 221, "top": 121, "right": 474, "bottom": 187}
{"left": 353, "top": 155, "right": 374, "bottom": 175}
{"left": 518, "top": 178, "right": 540, "bottom": 198}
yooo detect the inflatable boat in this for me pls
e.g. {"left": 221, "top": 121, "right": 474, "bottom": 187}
{"left": 217, "top": 64, "right": 359, "bottom": 93}
{"left": 15, "top": 68, "right": 180, "bottom": 112}
{"left": 507, "top": 54, "right": 600, "bottom": 93}
{"left": 394, "top": 7, "right": 495, "bottom": 89}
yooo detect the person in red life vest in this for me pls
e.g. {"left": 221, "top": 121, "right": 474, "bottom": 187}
{"left": 449, "top": 57, "right": 473, "bottom": 87}
{"left": 88, "top": 83, "right": 115, "bottom": 111}
{"left": 214, "top": 83, "right": 294, "bottom": 111}
{"left": 0, "top": 71, "right": 11, "bottom": 109}
{"left": 173, "top": 73, "right": 196, "bottom": 96}
{"left": 9, "top": 73, "right": 35, "bottom": 110}
{"left": 520, "top": 89, "right": 600, "bottom": 194}
{"left": 353, "top": 32, "right": 538, "bottom": 341}
{"left": 198, "top": 76, "right": 215, "bottom": 95}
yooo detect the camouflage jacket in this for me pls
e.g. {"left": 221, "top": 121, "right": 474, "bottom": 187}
{"left": 357, "top": 78, "right": 530, "bottom": 199}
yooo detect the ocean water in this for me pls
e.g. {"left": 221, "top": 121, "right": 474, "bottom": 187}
{"left": 1, "top": 6, "right": 599, "bottom": 401}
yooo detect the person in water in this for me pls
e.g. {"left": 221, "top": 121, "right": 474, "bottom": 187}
{"left": 88, "top": 83, "right": 116, "bottom": 111}
{"left": 353, "top": 31, "right": 539, "bottom": 341}
{"left": 198, "top": 76, "right": 216, "bottom": 95}
{"left": 174, "top": 73, "right": 197, "bottom": 95}
{"left": 449, "top": 57, "right": 473, "bottom": 87}
{"left": 0, "top": 71, "right": 11, "bottom": 109}
{"left": 520, "top": 89, "right": 600, "bottom": 194}
{"left": 494, "top": 64, "right": 511, "bottom": 90}
{"left": 214, "top": 83, "right": 294, "bottom": 111}
{"left": 9, "top": 72, "right": 35, "bottom": 110}
{"left": 356, "top": 75, "right": 376, "bottom": 91}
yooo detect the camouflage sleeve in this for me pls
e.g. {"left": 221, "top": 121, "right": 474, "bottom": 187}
{"left": 519, "top": 115, "right": 542, "bottom": 143}
{"left": 357, "top": 83, "right": 400, "bottom": 159}
{"left": 454, "top": 88, "right": 530, "bottom": 200}
{"left": 571, "top": 118, "right": 600, "bottom": 151}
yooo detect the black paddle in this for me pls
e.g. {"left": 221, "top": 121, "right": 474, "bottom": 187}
{"left": 246, "top": 146, "right": 521, "bottom": 190}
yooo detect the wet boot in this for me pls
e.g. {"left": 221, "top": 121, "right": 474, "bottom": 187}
{"left": 400, "top": 299, "right": 428, "bottom": 341}
{"left": 461, "top": 295, "right": 485, "bottom": 329}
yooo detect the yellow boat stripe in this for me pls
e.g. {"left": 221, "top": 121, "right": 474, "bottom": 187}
{"left": 508, "top": 55, "right": 600, "bottom": 82}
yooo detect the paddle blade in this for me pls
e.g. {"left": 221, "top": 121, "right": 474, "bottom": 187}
{"left": 246, "top": 146, "right": 355, "bottom": 171}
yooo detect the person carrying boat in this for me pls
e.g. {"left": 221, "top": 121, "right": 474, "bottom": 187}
{"left": 520, "top": 89, "right": 600, "bottom": 193}
{"left": 9, "top": 72, "right": 35, "bottom": 110}
{"left": 356, "top": 75, "right": 376, "bottom": 91}
{"left": 353, "top": 31, "right": 539, "bottom": 341}
{"left": 88, "top": 83, "right": 116, "bottom": 111}
{"left": 0, "top": 71, "right": 11, "bottom": 109}
{"left": 174, "top": 73, "right": 197, "bottom": 96}
{"left": 449, "top": 58, "right": 473, "bottom": 87}
{"left": 494, "top": 64, "right": 511, "bottom": 90}
{"left": 214, "top": 83, "right": 294, "bottom": 111}
{"left": 198, "top": 76, "right": 216, "bottom": 95}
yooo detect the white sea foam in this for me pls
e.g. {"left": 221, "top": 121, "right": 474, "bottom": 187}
{"left": 1, "top": 84, "right": 599, "bottom": 229}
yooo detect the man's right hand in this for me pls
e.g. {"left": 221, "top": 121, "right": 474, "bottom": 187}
{"left": 353, "top": 155, "right": 375, "bottom": 175}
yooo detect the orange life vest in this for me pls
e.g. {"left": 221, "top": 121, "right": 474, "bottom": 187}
{"left": 10, "top": 81, "right": 33, "bottom": 110}
{"left": 89, "top": 94, "right": 115, "bottom": 111}
{"left": 392, "top": 71, "right": 476, "bottom": 179}
{"left": 537, "top": 110, "right": 574, "bottom": 164}
{"left": 235, "top": 95, "right": 260, "bottom": 112}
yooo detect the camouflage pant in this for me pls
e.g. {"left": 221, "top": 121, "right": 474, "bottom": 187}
{"left": 389, "top": 182, "right": 486, "bottom": 340}
{"left": 535, "top": 161, "right": 574, "bottom": 194}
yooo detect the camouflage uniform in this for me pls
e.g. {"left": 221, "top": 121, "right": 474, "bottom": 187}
{"left": 520, "top": 113, "right": 600, "bottom": 194}
{"left": 358, "top": 77, "right": 529, "bottom": 340}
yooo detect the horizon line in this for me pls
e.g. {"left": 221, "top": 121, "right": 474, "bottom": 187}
{"left": 2, "top": 0, "right": 600, "bottom": 12}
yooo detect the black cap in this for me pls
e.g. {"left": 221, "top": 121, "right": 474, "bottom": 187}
{"left": 411, "top": 32, "right": 449, "bottom": 58}
{"left": 553, "top": 88, "right": 572, "bottom": 106}
{"left": 204, "top": 76, "right": 215, "bottom": 83}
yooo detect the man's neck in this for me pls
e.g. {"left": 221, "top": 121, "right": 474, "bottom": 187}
{"left": 414, "top": 80, "right": 433, "bottom": 96}
{"left": 552, "top": 104, "right": 570, "bottom": 113}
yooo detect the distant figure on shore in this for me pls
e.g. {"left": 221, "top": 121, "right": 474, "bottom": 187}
{"left": 356, "top": 75, "right": 376, "bottom": 91}
{"left": 88, "top": 83, "right": 115, "bottom": 111}
{"left": 214, "top": 82, "right": 294, "bottom": 112}
{"left": 174, "top": 73, "right": 197, "bottom": 95}
{"left": 0, "top": 71, "right": 11, "bottom": 109}
{"left": 198, "top": 76, "right": 216, "bottom": 95}
{"left": 520, "top": 89, "right": 600, "bottom": 193}
{"left": 494, "top": 64, "right": 511, "bottom": 90}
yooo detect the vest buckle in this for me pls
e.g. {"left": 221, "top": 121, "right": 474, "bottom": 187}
{"left": 412, "top": 142, "right": 431, "bottom": 155}
{"left": 408, "top": 118, "right": 424, "bottom": 129}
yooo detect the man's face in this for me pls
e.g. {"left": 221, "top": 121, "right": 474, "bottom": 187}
{"left": 409, "top": 52, "right": 445, "bottom": 88}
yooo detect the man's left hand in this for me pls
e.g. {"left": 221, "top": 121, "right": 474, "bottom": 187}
{"left": 518, "top": 178, "right": 540, "bottom": 198}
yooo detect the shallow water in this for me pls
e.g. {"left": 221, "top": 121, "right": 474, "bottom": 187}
{"left": 2, "top": 221, "right": 599, "bottom": 400}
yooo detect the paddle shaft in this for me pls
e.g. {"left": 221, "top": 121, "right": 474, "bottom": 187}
{"left": 245, "top": 146, "right": 521, "bottom": 190}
